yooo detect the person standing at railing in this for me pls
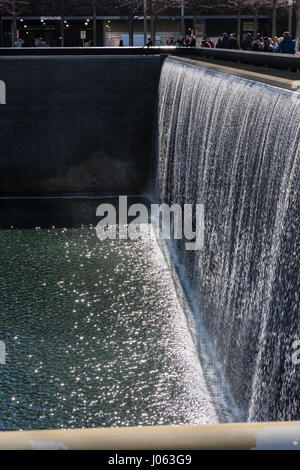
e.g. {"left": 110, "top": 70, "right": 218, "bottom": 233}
{"left": 242, "top": 33, "right": 253, "bottom": 51}
{"left": 262, "top": 37, "right": 273, "bottom": 53}
{"left": 201, "top": 36, "right": 214, "bottom": 48}
{"left": 252, "top": 38, "right": 262, "bottom": 51}
{"left": 15, "top": 38, "right": 24, "bottom": 48}
{"left": 176, "top": 36, "right": 185, "bottom": 47}
{"left": 190, "top": 34, "right": 196, "bottom": 47}
{"left": 184, "top": 35, "right": 191, "bottom": 47}
{"left": 146, "top": 37, "right": 153, "bottom": 47}
{"left": 216, "top": 33, "right": 230, "bottom": 49}
{"left": 166, "top": 37, "right": 174, "bottom": 46}
{"left": 277, "top": 32, "right": 295, "bottom": 54}
{"left": 273, "top": 37, "right": 280, "bottom": 52}
{"left": 36, "top": 38, "right": 46, "bottom": 48}
{"left": 228, "top": 33, "right": 239, "bottom": 50}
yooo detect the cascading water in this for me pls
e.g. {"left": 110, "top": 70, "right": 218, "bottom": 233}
{"left": 156, "top": 58, "right": 300, "bottom": 422}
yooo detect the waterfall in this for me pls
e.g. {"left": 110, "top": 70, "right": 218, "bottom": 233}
{"left": 156, "top": 58, "right": 300, "bottom": 421}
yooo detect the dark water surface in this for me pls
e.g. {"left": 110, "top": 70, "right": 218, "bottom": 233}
{"left": 0, "top": 198, "right": 220, "bottom": 430}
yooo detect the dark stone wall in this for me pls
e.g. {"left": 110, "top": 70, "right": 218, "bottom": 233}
{"left": 0, "top": 56, "right": 162, "bottom": 196}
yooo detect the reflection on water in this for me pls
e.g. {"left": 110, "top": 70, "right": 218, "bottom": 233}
{"left": 0, "top": 198, "right": 223, "bottom": 430}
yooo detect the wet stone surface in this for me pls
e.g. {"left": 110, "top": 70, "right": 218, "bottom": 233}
{"left": 0, "top": 214, "right": 218, "bottom": 430}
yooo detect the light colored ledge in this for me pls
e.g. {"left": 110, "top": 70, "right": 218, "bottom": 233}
{"left": 0, "top": 421, "right": 299, "bottom": 450}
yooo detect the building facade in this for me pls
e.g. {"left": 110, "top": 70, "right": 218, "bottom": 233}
{"left": 1, "top": 15, "right": 271, "bottom": 48}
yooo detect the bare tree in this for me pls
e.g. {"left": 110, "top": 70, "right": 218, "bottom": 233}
{"left": 184, "top": 0, "right": 221, "bottom": 34}
{"left": 223, "top": 1, "right": 250, "bottom": 46}
{"left": 89, "top": 0, "right": 114, "bottom": 47}
{"left": 244, "top": 0, "right": 281, "bottom": 38}
{"left": 57, "top": 0, "right": 84, "bottom": 47}
{"left": 147, "top": 0, "right": 181, "bottom": 43}
{"left": 32, "top": 0, "right": 86, "bottom": 46}
{"left": 92, "top": 0, "right": 96, "bottom": 46}
{"left": 220, "top": 0, "right": 291, "bottom": 43}
{"left": 245, "top": 0, "right": 265, "bottom": 37}
{"left": 114, "top": 0, "right": 181, "bottom": 44}
{"left": 111, "top": 0, "right": 141, "bottom": 46}
{"left": 272, "top": 0, "right": 280, "bottom": 37}
{"left": 263, "top": 0, "right": 291, "bottom": 38}
{"left": 0, "top": 0, "right": 29, "bottom": 45}
{"left": 212, "top": 1, "right": 254, "bottom": 45}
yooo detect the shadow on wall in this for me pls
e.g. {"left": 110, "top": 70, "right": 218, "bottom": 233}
{"left": 0, "top": 57, "right": 162, "bottom": 196}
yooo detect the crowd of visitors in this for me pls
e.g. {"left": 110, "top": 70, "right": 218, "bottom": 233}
{"left": 166, "top": 31, "right": 197, "bottom": 47}
{"left": 215, "top": 33, "right": 239, "bottom": 49}
{"left": 15, "top": 29, "right": 296, "bottom": 54}
{"left": 215, "top": 31, "right": 295, "bottom": 54}
{"left": 166, "top": 30, "right": 296, "bottom": 55}
{"left": 241, "top": 31, "right": 295, "bottom": 54}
